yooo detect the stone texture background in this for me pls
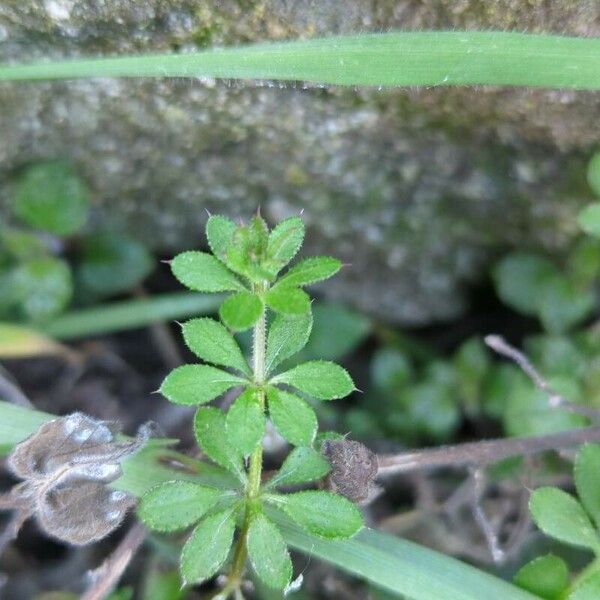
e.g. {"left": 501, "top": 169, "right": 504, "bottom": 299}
{"left": 1, "top": 1, "right": 599, "bottom": 324}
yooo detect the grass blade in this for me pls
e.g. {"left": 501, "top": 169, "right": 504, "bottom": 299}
{"left": 40, "top": 292, "right": 222, "bottom": 339}
{"left": 0, "top": 32, "right": 598, "bottom": 90}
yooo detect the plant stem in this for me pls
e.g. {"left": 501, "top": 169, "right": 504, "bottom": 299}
{"left": 222, "top": 305, "right": 267, "bottom": 596}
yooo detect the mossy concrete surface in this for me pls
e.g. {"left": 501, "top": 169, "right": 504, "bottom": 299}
{"left": 0, "top": 1, "right": 598, "bottom": 323}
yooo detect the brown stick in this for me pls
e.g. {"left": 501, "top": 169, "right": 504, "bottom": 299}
{"left": 377, "top": 425, "right": 600, "bottom": 476}
{"left": 80, "top": 523, "right": 146, "bottom": 600}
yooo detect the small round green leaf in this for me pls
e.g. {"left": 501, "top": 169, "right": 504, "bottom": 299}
{"left": 267, "top": 387, "right": 318, "bottom": 447}
{"left": 278, "top": 256, "right": 341, "bottom": 288}
{"left": 265, "top": 286, "right": 310, "bottom": 315}
{"left": 266, "top": 217, "right": 305, "bottom": 270}
{"left": 138, "top": 481, "right": 222, "bottom": 532}
{"left": 247, "top": 513, "right": 292, "bottom": 590}
{"left": 268, "top": 446, "right": 330, "bottom": 488}
{"left": 13, "top": 161, "right": 89, "bottom": 235}
{"left": 271, "top": 490, "right": 363, "bottom": 539}
{"left": 194, "top": 407, "right": 244, "bottom": 479}
{"left": 206, "top": 215, "right": 237, "bottom": 262}
{"left": 265, "top": 311, "right": 313, "bottom": 374}
{"left": 575, "top": 444, "right": 600, "bottom": 528}
{"left": 12, "top": 257, "right": 73, "bottom": 321}
{"left": 529, "top": 487, "right": 599, "bottom": 551}
{"left": 513, "top": 554, "right": 568, "bottom": 600}
{"left": 182, "top": 317, "right": 250, "bottom": 376}
{"left": 160, "top": 364, "right": 243, "bottom": 405}
{"left": 492, "top": 253, "right": 559, "bottom": 316}
{"left": 226, "top": 388, "right": 265, "bottom": 456}
{"left": 578, "top": 202, "right": 600, "bottom": 238}
{"left": 587, "top": 152, "right": 600, "bottom": 198}
{"left": 539, "top": 277, "right": 594, "bottom": 333}
{"left": 273, "top": 360, "right": 355, "bottom": 400}
{"left": 180, "top": 509, "right": 236, "bottom": 586}
{"left": 219, "top": 291, "right": 263, "bottom": 331}
{"left": 77, "top": 232, "right": 153, "bottom": 298}
{"left": 171, "top": 251, "right": 244, "bottom": 293}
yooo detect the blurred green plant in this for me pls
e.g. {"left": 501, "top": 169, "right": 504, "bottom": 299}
{"left": 0, "top": 160, "right": 153, "bottom": 325}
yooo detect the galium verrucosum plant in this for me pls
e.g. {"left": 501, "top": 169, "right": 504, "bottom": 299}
{"left": 137, "top": 213, "right": 363, "bottom": 596}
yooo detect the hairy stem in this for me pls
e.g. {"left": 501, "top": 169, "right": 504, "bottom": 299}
{"left": 223, "top": 305, "right": 267, "bottom": 595}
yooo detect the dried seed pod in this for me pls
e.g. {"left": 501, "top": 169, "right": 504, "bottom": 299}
{"left": 0, "top": 413, "right": 151, "bottom": 546}
{"left": 321, "top": 439, "right": 378, "bottom": 503}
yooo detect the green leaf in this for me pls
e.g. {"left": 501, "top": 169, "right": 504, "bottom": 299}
{"left": 267, "top": 446, "right": 330, "bottom": 488}
{"left": 577, "top": 203, "right": 600, "bottom": 237}
{"left": 492, "top": 253, "right": 559, "bottom": 316}
{"left": 0, "top": 228, "right": 46, "bottom": 260}
{"left": 180, "top": 508, "right": 236, "bottom": 586}
{"left": 273, "top": 360, "right": 355, "bottom": 400}
{"left": 224, "top": 216, "right": 270, "bottom": 281}
{"left": 513, "top": 554, "right": 568, "bottom": 600}
{"left": 160, "top": 364, "right": 243, "bottom": 406}
{"left": 267, "top": 387, "right": 318, "bottom": 447}
{"left": 12, "top": 257, "right": 73, "bottom": 321}
{"left": 138, "top": 481, "right": 222, "bottom": 532}
{"left": 77, "top": 232, "right": 153, "bottom": 298}
{"left": 539, "top": 277, "right": 594, "bottom": 333}
{"left": 529, "top": 487, "right": 600, "bottom": 551}
{"left": 570, "top": 571, "right": 600, "bottom": 600}
{"left": 265, "top": 286, "right": 310, "bottom": 315}
{"left": 13, "top": 161, "right": 89, "bottom": 235}
{"left": 269, "top": 490, "right": 362, "bottom": 539}
{"left": 171, "top": 251, "right": 244, "bottom": 293}
{"left": 206, "top": 215, "right": 237, "bottom": 262}
{"left": 575, "top": 444, "right": 600, "bottom": 528}
{"left": 194, "top": 407, "right": 244, "bottom": 479}
{"left": 3, "top": 32, "right": 600, "bottom": 91}
{"left": 181, "top": 317, "right": 250, "bottom": 376}
{"left": 219, "top": 291, "right": 263, "bottom": 331}
{"left": 587, "top": 152, "right": 600, "bottom": 198}
{"left": 266, "top": 217, "right": 305, "bottom": 271}
{"left": 278, "top": 257, "right": 341, "bottom": 287}
{"left": 265, "top": 311, "right": 313, "bottom": 374}
{"left": 247, "top": 512, "right": 293, "bottom": 590}
{"left": 226, "top": 388, "right": 265, "bottom": 456}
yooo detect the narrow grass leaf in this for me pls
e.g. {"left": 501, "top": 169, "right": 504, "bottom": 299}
{"left": 180, "top": 509, "right": 236, "bottom": 586}
{"left": 160, "top": 364, "right": 243, "bottom": 405}
{"left": 570, "top": 571, "right": 600, "bottom": 600}
{"left": 171, "top": 251, "right": 244, "bottom": 293}
{"left": 269, "top": 490, "right": 362, "bottom": 539}
{"left": 267, "top": 387, "right": 317, "bottom": 447}
{"left": 529, "top": 487, "right": 599, "bottom": 551}
{"left": 1, "top": 33, "right": 600, "bottom": 91}
{"left": 226, "top": 388, "right": 265, "bottom": 456}
{"left": 194, "top": 407, "right": 244, "bottom": 480}
{"left": 575, "top": 444, "right": 600, "bottom": 528}
{"left": 278, "top": 257, "right": 341, "bottom": 288}
{"left": 265, "top": 311, "right": 313, "bottom": 374}
{"left": 182, "top": 317, "right": 250, "bottom": 376}
{"left": 219, "top": 291, "right": 263, "bottom": 330}
{"left": 267, "top": 446, "right": 330, "bottom": 488}
{"left": 273, "top": 360, "right": 355, "bottom": 400}
{"left": 138, "top": 481, "right": 222, "bottom": 532}
{"left": 247, "top": 513, "right": 293, "bottom": 590}
{"left": 513, "top": 554, "right": 568, "bottom": 600}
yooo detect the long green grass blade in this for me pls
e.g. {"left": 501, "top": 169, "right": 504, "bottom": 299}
{"left": 0, "top": 401, "right": 537, "bottom": 599}
{"left": 40, "top": 292, "right": 222, "bottom": 339}
{"left": 0, "top": 31, "right": 598, "bottom": 90}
